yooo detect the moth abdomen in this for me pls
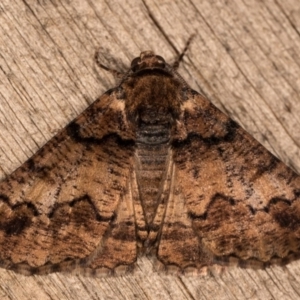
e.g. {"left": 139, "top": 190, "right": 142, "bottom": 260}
{"left": 135, "top": 121, "right": 171, "bottom": 225}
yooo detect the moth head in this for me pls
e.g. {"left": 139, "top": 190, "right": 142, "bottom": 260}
{"left": 131, "top": 51, "right": 166, "bottom": 72}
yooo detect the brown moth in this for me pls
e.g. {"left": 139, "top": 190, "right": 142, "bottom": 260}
{"left": 1, "top": 38, "right": 300, "bottom": 276}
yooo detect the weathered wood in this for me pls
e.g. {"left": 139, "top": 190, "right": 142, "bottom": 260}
{"left": 0, "top": 0, "right": 300, "bottom": 299}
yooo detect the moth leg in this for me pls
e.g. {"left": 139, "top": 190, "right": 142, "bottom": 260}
{"left": 94, "top": 50, "right": 125, "bottom": 78}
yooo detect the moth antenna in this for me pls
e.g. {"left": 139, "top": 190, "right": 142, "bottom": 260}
{"left": 94, "top": 51, "right": 125, "bottom": 79}
{"left": 172, "top": 34, "right": 196, "bottom": 70}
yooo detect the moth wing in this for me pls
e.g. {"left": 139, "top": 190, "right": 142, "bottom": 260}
{"left": 157, "top": 92, "right": 300, "bottom": 273}
{"left": 0, "top": 91, "right": 137, "bottom": 275}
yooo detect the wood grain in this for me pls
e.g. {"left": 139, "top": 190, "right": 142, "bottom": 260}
{"left": 0, "top": 0, "right": 300, "bottom": 299}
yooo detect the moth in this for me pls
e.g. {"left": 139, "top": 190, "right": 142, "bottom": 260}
{"left": 1, "top": 38, "right": 300, "bottom": 277}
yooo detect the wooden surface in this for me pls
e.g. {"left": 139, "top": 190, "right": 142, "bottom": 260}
{"left": 0, "top": 0, "right": 300, "bottom": 299}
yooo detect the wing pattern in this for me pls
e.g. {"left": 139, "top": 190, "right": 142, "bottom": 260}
{"left": 0, "top": 92, "right": 137, "bottom": 275}
{"left": 156, "top": 91, "right": 300, "bottom": 273}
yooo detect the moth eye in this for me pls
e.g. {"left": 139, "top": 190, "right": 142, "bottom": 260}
{"left": 155, "top": 55, "right": 165, "bottom": 64}
{"left": 131, "top": 57, "right": 140, "bottom": 69}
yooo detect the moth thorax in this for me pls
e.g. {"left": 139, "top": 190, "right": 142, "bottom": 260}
{"left": 138, "top": 106, "right": 173, "bottom": 123}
